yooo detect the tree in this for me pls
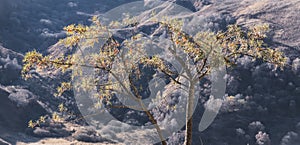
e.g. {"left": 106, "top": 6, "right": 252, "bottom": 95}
{"left": 22, "top": 15, "right": 286, "bottom": 145}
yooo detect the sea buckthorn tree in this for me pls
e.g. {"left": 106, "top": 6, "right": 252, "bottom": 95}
{"left": 22, "top": 15, "right": 286, "bottom": 145}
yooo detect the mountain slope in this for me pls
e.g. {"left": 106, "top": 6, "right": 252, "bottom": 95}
{"left": 0, "top": 0, "right": 299, "bottom": 144}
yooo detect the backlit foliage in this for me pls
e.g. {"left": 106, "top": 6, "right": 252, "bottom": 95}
{"left": 54, "top": 82, "right": 72, "bottom": 97}
{"left": 28, "top": 115, "right": 46, "bottom": 128}
{"left": 28, "top": 105, "right": 68, "bottom": 128}
{"left": 216, "top": 24, "right": 287, "bottom": 69}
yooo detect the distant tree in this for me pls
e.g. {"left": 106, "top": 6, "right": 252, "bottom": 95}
{"left": 22, "top": 15, "right": 286, "bottom": 145}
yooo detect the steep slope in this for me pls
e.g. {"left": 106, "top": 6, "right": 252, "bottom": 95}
{"left": 0, "top": 0, "right": 299, "bottom": 144}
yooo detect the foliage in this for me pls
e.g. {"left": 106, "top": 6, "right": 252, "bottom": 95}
{"left": 28, "top": 103, "right": 66, "bottom": 128}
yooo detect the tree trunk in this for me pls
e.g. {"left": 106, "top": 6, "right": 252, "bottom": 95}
{"left": 138, "top": 99, "right": 167, "bottom": 145}
{"left": 184, "top": 82, "right": 195, "bottom": 145}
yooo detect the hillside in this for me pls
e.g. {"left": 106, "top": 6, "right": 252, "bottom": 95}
{"left": 0, "top": 0, "right": 299, "bottom": 145}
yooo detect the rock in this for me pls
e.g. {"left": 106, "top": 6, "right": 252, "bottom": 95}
{"left": 32, "top": 128, "right": 53, "bottom": 137}
{"left": 7, "top": 87, "right": 38, "bottom": 107}
{"left": 0, "top": 46, "right": 23, "bottom": 85}
{"left": 33, "top": 126, "right": 71, "bottom": 138}
{"left": 72, "top": 127, "right": 107, "bottom": 143}
{"left": 0, "top": 86, "right": 46, "bottom": 135}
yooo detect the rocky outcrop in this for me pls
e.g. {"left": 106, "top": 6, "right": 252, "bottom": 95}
{"left": 72, "top": 127, "right": 110, "bottom": 143}
{"left": 0, "top": 45, "right": 23, "bottom": 85}
{"left": 0, "top": 86, "right": 46, "bottom": 137}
